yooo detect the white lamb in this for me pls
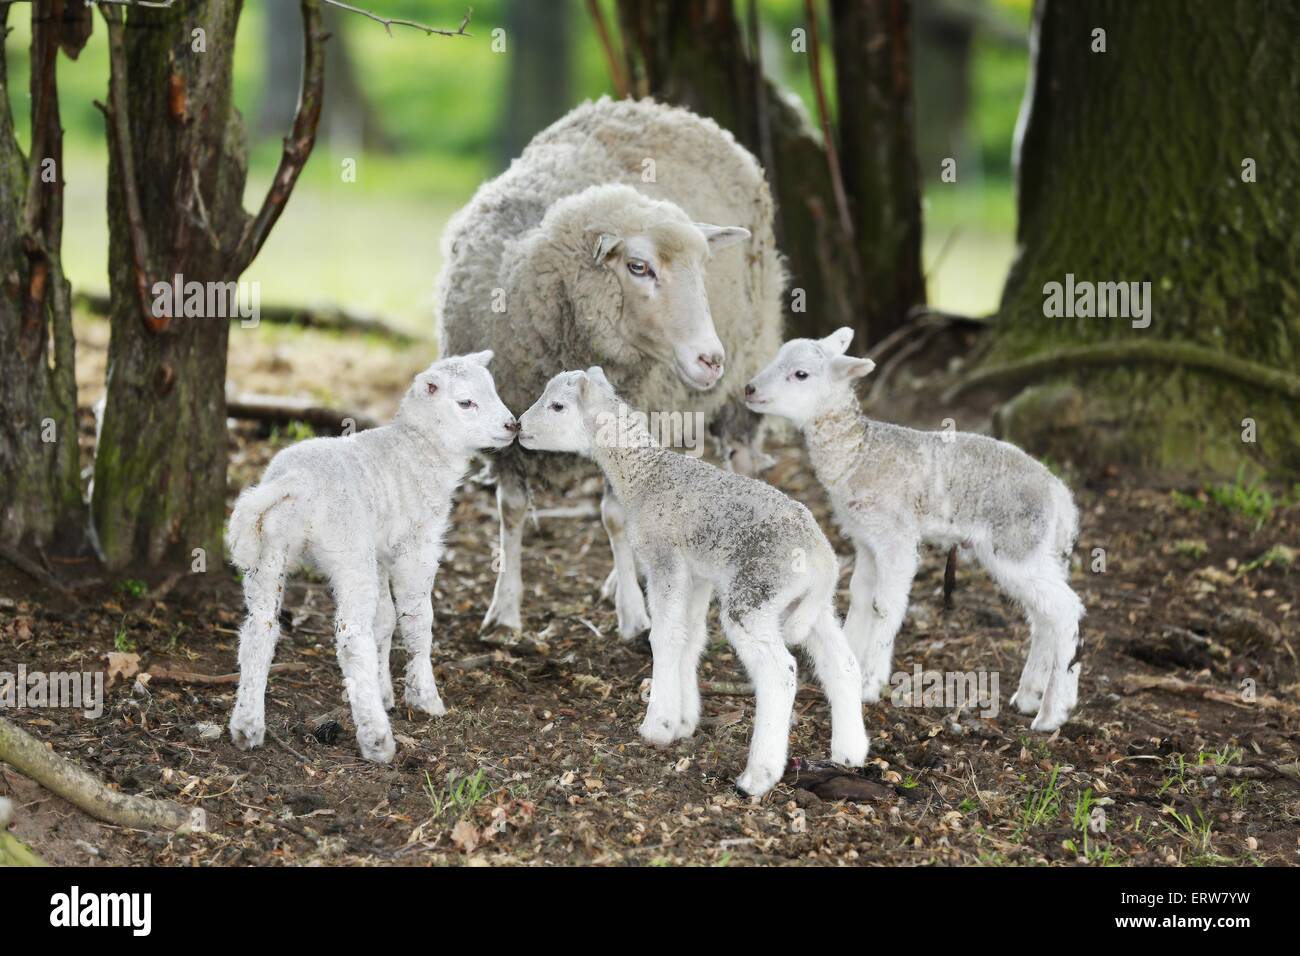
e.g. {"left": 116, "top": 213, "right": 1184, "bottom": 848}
{"left": 226, "top": 353, "right": 517, "bottom": 762}
{"left": 518, "top": 368, "right": 868, "bottom": 797}
{"left": 745, "top": 329, "right": 1084, "bottom": 731}
{"left": 436, "top": 97, "right": 785, "bottom": 639}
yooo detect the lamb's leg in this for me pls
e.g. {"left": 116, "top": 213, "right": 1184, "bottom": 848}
{"left": 676, "top": 580, "right": 713, "bottom": 738}
{"left": 482, "top": 473, "right": 526, "bottom": 633}
{"left": 725, "top": 608, "right": 798, "bottom": 798}
{"left": 639, "top": 565, "right": 690, "bottom": 746}
{"left": 1028, "top": 573, "right": 1083, "bottom": 732}
{"left": 374, "top": 566, "right": 396, "bottom": 711}
{"left": 803, "top": 609, "right": 869, "bottom": 767}
{"left": 229, "top": 549, "right": 290, "bottom": 751}
{"left": 326, "top": 554, "right": 395, "bottom": 763}
{"left": 391, "top": 548, "right": 446, "bottom": 718}
{"left": 843, "top": 546, "right": 878, "bottom": 692}
{"left": 858, "top": 541, "right": 919, "bottom": 702}
{"left": 601, "top": 482, "right": 651, "bottom": 640}
{"left": 1010, "top": 609, "right": 1052, "bottom": 716}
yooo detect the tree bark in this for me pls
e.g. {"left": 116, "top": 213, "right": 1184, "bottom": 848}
{"left": 0, "top": 1, "right": 86, "bottom": 554}
{"left": 832, "top": 0, "right": 926, "bottom": 343}
{"left": 495, "top": 0, "right": 574, "bottom": 170}
{"left": 983, "top": 0, "right": 1300, "bottom": 475}
{"left": 92, "top": 0, "right": 325, "bottom": 569}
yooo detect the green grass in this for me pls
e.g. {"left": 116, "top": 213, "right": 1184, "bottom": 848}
{"left": 1207, "top": 469, "right": 1281, "bottom": 530}
{"left": 112, "top": 616, "right": 135, "bottom": 654}
{"left": 423, "top": 768, "right": 492, "bottom": 821}
{"left": 1015, "top": 767, "right": 1062, "bottom": 837}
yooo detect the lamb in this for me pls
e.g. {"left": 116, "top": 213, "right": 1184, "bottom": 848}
{"left": 226, "top": 353, "right": 518, "bottom": 763}
{"left": 436, "top": 96, "right": 786, "bottom": 639}
{"left": 517, "top": 368, "right": 868, "bottom": 797}
{"left": 745, "top": 329, "right": 1085, "bottom": 732}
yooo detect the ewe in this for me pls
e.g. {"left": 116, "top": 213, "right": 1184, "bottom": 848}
{"left": 227, "top": 353, "right": 517, "bottom": 763}
{"left": 518, "top": 368, "right": 868, "bottom": 797}
{"left": 746, "top": 329, "right": 1084, "bottom": 731}
{"left": 437, "top": 97, "right": 785, "bottom": 639}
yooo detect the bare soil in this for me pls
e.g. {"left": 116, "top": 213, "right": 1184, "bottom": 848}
{"left": 1, "top": 317, "right": 1296, "bottom": 866}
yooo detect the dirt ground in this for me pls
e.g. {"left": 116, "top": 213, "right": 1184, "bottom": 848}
{"left": 1, "top": 317, "right": 1297, "bottom": 866}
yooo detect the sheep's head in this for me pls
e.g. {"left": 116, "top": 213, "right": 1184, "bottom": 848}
{"left": 398, "top": 351, "right": 519, "bottom": 453}
{"left": 555, "top": 187, "right": 749, "bottom": 392}
{"left": 745, "top": 328, "right": 875, "bottom": 427}
{"left": 518, "top": 367, "right": 625, "bottom": 458}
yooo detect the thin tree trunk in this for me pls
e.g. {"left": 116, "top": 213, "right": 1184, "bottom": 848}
{"left": 495, "top": 0, "right": 574, "bottom": 169}
{"left": 983, "top": 0, "right": 1300, "bottom": 475}
{"left": 0, "top": 1, "right": 86, "bottom": 554}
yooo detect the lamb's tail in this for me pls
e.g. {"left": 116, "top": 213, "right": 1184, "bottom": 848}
{"left": 226, "top": 481, "right": 297, "bottom": 572}
{"left": 1051, "top": 478, "right": 1080, "bottom": 562}
{"left": 783, "top": 550, "right": 839, "bottom": 646}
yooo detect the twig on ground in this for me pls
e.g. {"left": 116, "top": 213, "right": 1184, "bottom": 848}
{"left": 146, "top": 662, "right": 309, "bottom": 686}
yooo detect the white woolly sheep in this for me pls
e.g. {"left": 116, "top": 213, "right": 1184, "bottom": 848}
{"left": 227, "top": 353, "right": 517, "bottom": 763}
{"left": 746, "top": 329, "right": 1085, "bottom": 731}
{"left": 518, "top": 367, "right": 868, "bottom": 797}
{"left": 436, "top": 96, "right": 786, "bottom": 639}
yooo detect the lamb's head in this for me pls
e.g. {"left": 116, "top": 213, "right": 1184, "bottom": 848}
{"left": 745, "top": 327, "right": 875, "bottom": 427}
{"left": 517, "top": 366, "right": 626, "bottom": 457}
{"left": 398, "top": 351, "right": 519, "bottom": 453}
{"left": 556, "top": 186, "right": 750, "bottom": 392}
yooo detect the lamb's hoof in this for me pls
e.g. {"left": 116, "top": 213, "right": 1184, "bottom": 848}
{"left": 406, "top": 683, "right": 447, "bottom": 718}
{"left": 599, "top": 568, "right": 618, "bottom": 602}
{"left": 480, "top": 597, "right": 522, "bottom": 634}
{"left": 1030, "top": 707, "right": 1069, "bottom": 733}
{"left": 359, "top": 732, "right": 397, "bottom": 764}
{"left": 229, "top": 718, "right": 265, "bottom": 751}
{"left": 639, "top": 714, "right": 679, "bottom": 748}
{"left": 1010, "top": 686, "right": 1043, "bottom": 715}
{"left": 380, "top": 685, "right": 396, "bottom": 712}
{"left": 677, "top": 715, "right": 699, "bottom": 739}
{"left": 832, "top": 734, "right": 870, "bottom": 768}
{"left": 736, "top": 763, "right": 781, "bottom": 798}
{"left": 617, "top": 606, "right": 652, "bottom": 641}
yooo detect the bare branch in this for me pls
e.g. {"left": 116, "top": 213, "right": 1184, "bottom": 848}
{"left": 802, "top": 0, "right": 855, "bottom": 249}
{"left": 96, "top": 2, "right": 166, "bottom": 332}
{"left": 584, "top": 0, "right": 627, "bottom": 97}
{"left": 229, "top": 0, "right": 327, "bottom": 275}
{"left": 322, "top": 0, "right": 472, "bottom": 38}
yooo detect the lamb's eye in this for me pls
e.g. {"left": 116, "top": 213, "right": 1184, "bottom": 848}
{"left": 626, "top": 259, "right": 651, "bottom": 278}
{"left": 549, "top": 402, "right": 565, "bottom": 413}
{"left": 794, "top": 370, "right": 809, "bottom": 380}
{"left": 458, "top": 399, "right": 475, "bottom": 409}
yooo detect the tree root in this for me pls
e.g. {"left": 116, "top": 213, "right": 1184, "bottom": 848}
{"left": 0, "top": 717, "right": 205, "bottom": 832}
{"left": 943, "top": 340, "right": 1300, "bottom": 403}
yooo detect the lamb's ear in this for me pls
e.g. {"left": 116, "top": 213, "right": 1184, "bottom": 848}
{"left": 592, "top": 233, "right": 623, "bottom": 264}
{"left": 465, "top": 349, "right": 494, "bottom": 367}
{"left": 585, "top": 366, "right": 612, "bottom": 392}
{"left": 822, "top": 326, "right": 855, "bottom": 356}
{"left": 694, "top": 223, "right": 751, "bottom": 252}
{"left": 829, "top": 356, "right": 875, "bottom": 381}
{"left": 419, "top": 374, "right": 439, "bottom": 396}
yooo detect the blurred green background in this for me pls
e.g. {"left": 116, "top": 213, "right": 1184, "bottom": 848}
{"left": 3, "top": 0, "right": 1031, "bottom": 334}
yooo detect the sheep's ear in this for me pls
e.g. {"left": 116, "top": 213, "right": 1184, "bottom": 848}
{"left": 585, "top": 366, "right": 612, "bottom": 391}
{"left": 829, "top": 356, "right": 875, "bottom": 381}
{"left": 695, "top": 223, "right": 751, "bottom": 252}
{"left": 465, "top": 349, "right": 494, "bottom": 367}
{"left": 822, "top": 326, "right": 855, "bottom": 356}
{"left": 592, "top": 233, "right": 623, "bottom": 263}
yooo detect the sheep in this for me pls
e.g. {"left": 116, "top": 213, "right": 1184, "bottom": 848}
{"left": 226, "top": 353, "right": 518, "bottom": 763}
{"left": 517, "top": 367, "right": 869, "bottom": 797}
{"left": 745, "top": 329, "right": 1085, "bottom": 732}
{"left": 436, "top": 96, "right": 786, "bottom": 639}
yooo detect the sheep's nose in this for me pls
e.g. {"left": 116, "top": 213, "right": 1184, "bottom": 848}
{"left": 698, "top": 351, "right": 724, "bottom": 373}
{"left": 744, "top": 383, "right": 756, "bottom": 398}
{"left": 505, "top": 419, "right": 520, "bottom": 433}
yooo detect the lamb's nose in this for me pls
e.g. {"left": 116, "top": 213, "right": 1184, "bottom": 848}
{"left": 744, "top": 384, "right": 756, "bottom": 398}
{"left": 505, "top": 419, "right": 520, "bottom": 433}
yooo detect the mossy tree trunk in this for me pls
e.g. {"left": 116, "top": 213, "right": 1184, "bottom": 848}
{"left": 985, "top": 0, "right": 1300, "bottom": 476}
{"left": 0, "top": 1, "right": 87, "bottom": 553}
{"left": 612, "top": 0, "right": 924, "bottom": 345}
{"left": 92, "top": 0, "right": 323, "bottom": 569}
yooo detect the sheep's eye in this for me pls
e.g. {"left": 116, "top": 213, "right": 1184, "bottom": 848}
{"left": 794, "top": 370, "right": 809, "bottom": 381}
{"left": 626, "top": 259, "right": 652, "bottom": 278}
{"left": 458, "top": 399, "right": 475, "bottom": 409}
{"left": 549, "top": 402, "right": 565, "bottom": 413}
